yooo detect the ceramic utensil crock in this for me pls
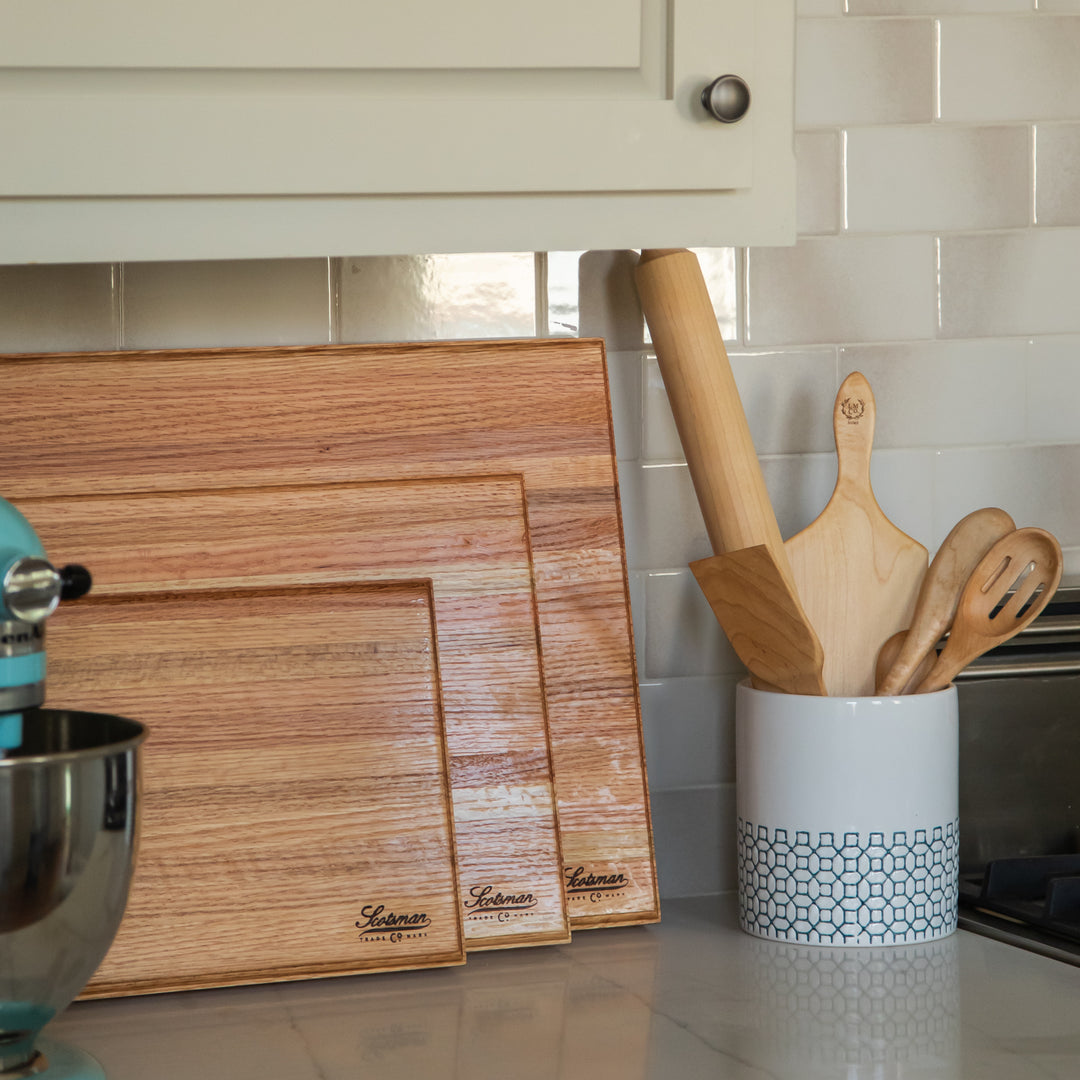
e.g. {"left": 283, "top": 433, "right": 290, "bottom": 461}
{"left": 736, "top": 683, "right": 958, "bottom": 947}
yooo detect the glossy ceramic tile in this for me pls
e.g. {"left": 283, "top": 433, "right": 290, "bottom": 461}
{"left": 844, "top": 125, "right": 1031, "bottom": 232}
{"left": 795, "top": 132, "right": 841, "bottom": 236}
{"left": 939, "top": 16, "right": 1080, "bottom": 122}
{"left": 640, "top": 248, "right": 736, "bottom": 345}
{"left": 838, "top": 340, "right": 1029, "bottom": 448}
{"left": 933, "top": 444, "right": 1080, "bottom": 552}
{"left": 122, "top": 259, "right": 331, "bottom": 348}
{"left": 746, "top": 235, "right": 937, "bottom": 346}
{"left": 1036, "top": 123, "right": 1080, "bottom": 225}
{"left": 649, "top": 787, "right": 737, "bottom": 897}
{"left": 849, "top": 0, "right": 1029, "bottom": 10}
{"left": 1026, "top": 335, "right": 1080, "bottom": 444}
{"left": 643, "top": 569, "right": 742, "bottom": 679}
{"left": 797, "top": 0, "right": 842, "bottom": 14}
{"left": 639, "top": 677, "right": 738, "bottom": 789}
{"left": 605, "top": 350, "right": 645, "bottom": 462}
{"left": 795, "top": 18, "right": 935, "bottom": 128}
{"left": 759, "top": 448, "right": 935, "bottom": 550}
{"left": 938, "top": 229, "right": 1080, "bottom": 338}
{"left": 0, "top": 263, "right": 117, "bottom": 353}
{"left": 617, "top": 463, "right": 710, "bottom": 570}
{"left": 338, "top": 253, "right": 535, "bottom": 342}
{"left": 643, "top": 349, "right": 838, "bottom": 461}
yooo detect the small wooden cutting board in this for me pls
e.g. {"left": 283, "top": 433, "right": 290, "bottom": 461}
{"left": 50, "top": 582, "right": 465, "bottom": 998}
{"left": 20, "top": 475, "right": 569, "bottom": 951}
{"left": 784, "top": 372, "right": 928, "bottom": 696}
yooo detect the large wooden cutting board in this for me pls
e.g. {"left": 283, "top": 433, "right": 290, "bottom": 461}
{"left": 48, "top": 581, "right": 465, "bottom": 998}
{"left": 4, "top": 339, "right": 656, "bottom": 928}
{"left": 20, "top": 475, "right": 568, "bottom": 951}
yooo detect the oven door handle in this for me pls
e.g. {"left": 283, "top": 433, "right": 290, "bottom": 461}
{"left": 956, "top": 657, "right": 1080, "bottom": 680}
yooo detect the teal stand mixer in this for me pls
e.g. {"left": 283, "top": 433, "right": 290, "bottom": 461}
{"left": 0, "top": 497, "right": 147, "bottom": 1080}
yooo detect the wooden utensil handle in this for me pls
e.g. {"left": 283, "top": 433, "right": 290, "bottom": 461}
{"left": 635, "top": 249, "right": 787, "bottom": 564}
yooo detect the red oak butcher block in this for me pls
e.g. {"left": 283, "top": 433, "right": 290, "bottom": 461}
{"left": 48, "top": 582, "right": 465, "bottom": 997}
{"left": 20, "top": 476, "right": 569, "bottom": 951}
{"left": 3, "top": 338, "right": 658, "bottom": 928}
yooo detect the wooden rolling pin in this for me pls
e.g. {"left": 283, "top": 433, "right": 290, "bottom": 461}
{"left": 635, "top": 249, "right": 825, "bottom": 695}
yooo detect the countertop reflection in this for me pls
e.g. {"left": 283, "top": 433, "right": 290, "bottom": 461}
{"left": 50, "top": 897, "right": 1080, "bottom": 1079}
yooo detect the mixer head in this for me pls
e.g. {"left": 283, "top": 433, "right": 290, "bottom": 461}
{"left": 0, "top": 498, "right": 91, "bottom": 750}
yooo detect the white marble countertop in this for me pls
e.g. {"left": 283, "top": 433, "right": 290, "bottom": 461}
{"left": 49, "top": 896, "right": 1080, "bottom": 1079}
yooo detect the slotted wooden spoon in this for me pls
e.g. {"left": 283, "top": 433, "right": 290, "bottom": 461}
{"left": 915, "top": 527, "right": 1063, "bottom": 693}
{"left": 876, "top": 506, "right": 1016, "bottom": 695}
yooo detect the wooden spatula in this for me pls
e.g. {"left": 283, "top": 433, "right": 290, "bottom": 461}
{"left": 785, "top": 371, "right": 928, "bottom": 696}
{"left": 635, "top": 248, "right": 826, "bottom": 695}
{"left": 875, "top": 506, "right": 1016, "bottom": 695}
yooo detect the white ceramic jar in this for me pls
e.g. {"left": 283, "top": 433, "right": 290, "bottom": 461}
{"left": 735, "top": 682, "right": 959, "bottom": 947}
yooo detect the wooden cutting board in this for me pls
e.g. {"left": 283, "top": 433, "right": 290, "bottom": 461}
{"left": 48, "top": 581, "right": 465, "bottom": 998}
{"left": 20, "top": 475, "right": 569, "bottom": 951}
{"left": 4, "top": 339, "right": 656, "bottom": 929}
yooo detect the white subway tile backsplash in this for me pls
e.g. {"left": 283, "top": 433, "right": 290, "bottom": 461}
{"left": 796, "top": 18, "right": 935, "bottom": 128}
{"left": 845, "top": 125, "right": 1031, "bottom": 233}
{"left": 838, "top": 340, "right": 1029, "bottom": 448}
{"left": 938, "top": 229, "right": 1080, "bottom": 337}
{"left": 1036, "top": 123, "right": 1080, "bottom": 225}
{"left": 933, "top": 444, "right": 1080, "bottom": 551}
{"left": 759, "top": 453, "right": 840, "bottom": 540}
{"left": 618, "top": 463, "right": 710, "bottom": 570}
{"left": 796, "top": 132, "right": 842, "bottom": 236}
{"left": 746, "top": 235, "right": 937, "bottom": 346}
{"left": 643, "top": 570, "right": 743, "bottom": 679}
{"left": 649, "top": 786, "right": 737, "bottom": 898}
{"left": 849, "top": 0, "right": 1030, "bottom": 10}
{"left": 338, "top": 253, "right": 535, "bottom": 342}
{"left": 1026, "top": 336, "right": 1080, "bottom": 444}
{"left": 605, "top": 350, "right": 644, "bottom": 462}
{"left": 639, "top": 677, "right": 738, "bottom": 789}
{"left": 0, "top": 263, "right": 117, "bottom": 353}
{"left": 123, "top": 259, "right": 331, "bottom": 348}
{"left": 643, "top": 349, "right": 838, "bottom": 461}
{"left": 939, "top": 16, "right": 1080, "bottom": 122}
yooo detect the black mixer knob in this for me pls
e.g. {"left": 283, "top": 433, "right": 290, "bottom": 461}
{"left": 59, "top": 564, "right": 93, "bottom": 602}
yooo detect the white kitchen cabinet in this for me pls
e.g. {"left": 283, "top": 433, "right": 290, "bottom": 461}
{"left": 0, "top": 0, "right": 795, "bottom": 263}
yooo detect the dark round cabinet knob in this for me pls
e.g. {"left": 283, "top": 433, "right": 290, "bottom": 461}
{"left": 701, "top": 75, "right": 751, "bottom": 124}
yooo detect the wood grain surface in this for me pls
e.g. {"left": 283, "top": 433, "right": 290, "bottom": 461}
{"left": 48, "top": 582, "right": 465, "bottom": 997}
{"left": 19, "top": 476, "right": 569, "bottom": 951}
{"left": 784, "top": 372, "right": 928, "bottom": 696}
{"left": 4, "top": 339, "right": 656, "bottom": 929}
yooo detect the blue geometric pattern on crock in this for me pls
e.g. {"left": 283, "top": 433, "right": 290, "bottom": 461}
{"left": 737, "top": 819, "right": 959, "bottom": 944}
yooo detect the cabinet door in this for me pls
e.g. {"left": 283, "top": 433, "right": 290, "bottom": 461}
{"left": 0, "top": 0, "right": 794, "bottom": 260}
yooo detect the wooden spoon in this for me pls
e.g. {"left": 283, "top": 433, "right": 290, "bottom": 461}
{"left": 915, "top": 527, "right": 1063, "bottom": 693}
{"left": 784, "top": 371, "right": 928, "bottom": 696}
{"left": 876, "top": 507, "right": 1016, "bottom": 695}
{"left": 874, "top": 629, "right": 937, "bottom": 697}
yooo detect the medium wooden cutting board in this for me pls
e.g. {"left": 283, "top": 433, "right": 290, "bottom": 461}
{"left": 4, "top": 339, "right": 656, "bottom": 929}
{"left": 48, "top": 581, "right": 465, "bottom": 998}
{"left": 20, "top": 475, "right": 569, "bottom": 951}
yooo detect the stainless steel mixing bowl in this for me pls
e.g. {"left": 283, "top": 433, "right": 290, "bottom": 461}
{"left": 0, "top": 709, "right": 145, "bottom": 1075}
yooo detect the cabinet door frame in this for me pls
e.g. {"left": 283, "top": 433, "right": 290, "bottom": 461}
{"left": 0, "top": 0, "right": 795, "bottom": 259}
